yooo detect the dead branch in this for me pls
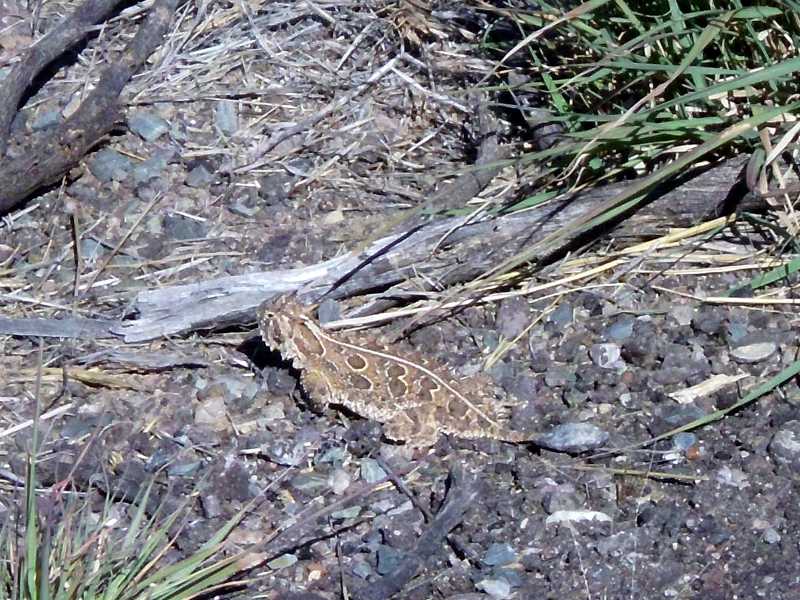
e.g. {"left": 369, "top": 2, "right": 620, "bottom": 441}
{"left": 0, "top": 0, "right": 182, "bottom": 214}
{"left": 0, "top": 0, "right": 127, "bottom": 155}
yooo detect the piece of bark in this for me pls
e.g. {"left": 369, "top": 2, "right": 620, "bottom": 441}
{"left": 112, "top": 154, "right": 760, "bottom": 342}
{"left": 0, "top": 0, "right": 181, "bottom": 214}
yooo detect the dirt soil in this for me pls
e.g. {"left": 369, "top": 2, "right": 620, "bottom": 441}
{"left": 1, "top": 2, "right": 800, "bottom": 599}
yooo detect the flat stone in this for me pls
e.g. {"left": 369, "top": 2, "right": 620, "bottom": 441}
{"left": 128, "top": 111, "right": 170, "bottom": 141}
{"left": 731, "top": 341, "right": 777, "bottom": 364}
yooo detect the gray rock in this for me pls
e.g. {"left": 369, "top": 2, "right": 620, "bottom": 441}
{"left": 725, "top": 320, "right": 749, "bottom": 343}
{"left": 351, "top": 558, "right": 373, "bottom": 579}
{"left": 331, "top": 506, "right": 361, "bottom": 520}
{"left": 692, "top": 307, "right": 724, "bottom": 335}
{"left": 79, "top": 238, "right": 104, "bottom": 263}
{"left": 328, "top": 467, "right": 351, "bottom": 495}
{"left": 528, "top": 343, "right": 551, "bottom": 371}
{"left": 167, "top": 460, "right": 202, "bottom": 477}
{"left": 89, "top": 149, "right": 133, "bottom": 182}
{"left": 669, "top": 304, "right": 694, "bottom": 327}
{"left": 128, "top": 111, "right": 170, "bottom": 142}
{"left": 316, "top": 446, "right": 347, "bottom": 465}
{"left": 534, "top": 422, "right": 608, "bottom": 453}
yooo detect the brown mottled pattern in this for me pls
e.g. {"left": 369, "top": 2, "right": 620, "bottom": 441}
{"left": 259, "top": 294, "right": 530, "bottom": 448}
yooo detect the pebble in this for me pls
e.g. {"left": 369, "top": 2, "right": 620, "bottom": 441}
{"left": 475, "top": 578, "right": 512, "bottom": 599}
{"left": 589, "top": 343, "right": 623, "bottom": 369}
{"left": 328, "top": 467, "right": 351, "bottom": 495}
{"left": 359, "top": 458, "right": 387, "bottom": 483}
{"left": 672, "top": 432, "right": 697, "bottom": 452}
{"left": 351, "top": 559, "right": 373, "bottom": 579}
{"left": 376, "top": 545, "right": 404, "bottom": 575}
{"left": 534, "top": 422, "right": 609, "bottom": 453}
{"left": 132, "top": 151, "right": 172, "bottom": 185}
{"left": 88, "top": 149, "right": 133, "bottom": 182}
{"left": 495, "top": 296, "right": 530, "bottom": 339}
{"left": 317, "top": 298, "right": 341, "bottom": 324}
{"left": 167, "top": 460, "right": 202, "bottom": 477}
{"left": 262, "top": 439, "right": 309, "bottom": 466}
{"left": 267, "top": 553, "right": 298, "bottom": 570}
{"left": 545, "top": 509, "right": 612, "bottom": 526}
{"left": 725, "top": 320, "right": 749, "bottom": 343}
{"left": 163, "top": 213, "right": 207, "bottom": 240}
{"left": 194, "top": 386, "right": 228, "bottom": 431}
{"left": 715, "top": 465, "right": 750, "bottom": 489}
{"left": 198, "top": 492, "right": 222, "bottom": 519}
{"left": 604, "top": 316, "right": 634, "bottom": 341}
{"left": 763, "top": 528, "right": 781, "bottom": 544}
{"left": 316, "top": 446, "right": 347, "bottom": 465}
{"left": 542, "top": 489, "right": 581, "bottom": 514}
{"left": 258, "top": 172, "right": 293, "bottom": 205}
{"left": 692, "top": 307, "right": 724, "bottom": 335}
{"left": 185, "top": 164, "right": 214, "bottom": 188}
{"left": 544, "top": 366, "right": 576, "bottom": 387}
{"left": 768, "top": 420, "right": 800, "bottom": 469}
{"left": 79, "top": 238, "right": 104, "bottom": 264}
{"left": 482, "top": 543, "right": 517, "bottom": 567}
{"left": 214, "top": 100, "right": 238, "bottom": 135}
{"left": 730, "top": 341, "right": 777, "bottom": 364}
{"left": 31, "top": 109, "right": 60, "bottom": 131}
{"left": 669, "top": 304, "right": 694, "bottom": 327}
{"left": 128, "top": 111, "right": 170, "bottom": 142}
{"left": 548, "top": 302, "right": 573, "bottom": 328}
{"left": 289, "top": 473, "right": 328, "bottom": 493}
{"left": 331, "top": 506, "right": 361, "bottom": 520}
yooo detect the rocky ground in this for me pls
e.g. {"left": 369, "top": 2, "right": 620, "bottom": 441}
{"left": 1, "top": 2, "right": 799, "bottom": 599}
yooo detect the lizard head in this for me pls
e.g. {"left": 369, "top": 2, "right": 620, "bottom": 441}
{"left": 258, "top": 293, "right": 325, "bottom": 361}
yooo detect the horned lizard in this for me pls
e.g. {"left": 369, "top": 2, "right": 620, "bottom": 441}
{"left": 259, "top": 293, "right": 532, "bottom": 448}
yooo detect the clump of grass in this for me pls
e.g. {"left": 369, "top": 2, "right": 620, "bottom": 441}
{"left": 0, "top": 477, "right": 248, "bottom": 600}
{"left": 477, "top": 1, "right": 800, "bottom": 270}
{"left": 0, "top": 360, "right": 249, "bottom": 600}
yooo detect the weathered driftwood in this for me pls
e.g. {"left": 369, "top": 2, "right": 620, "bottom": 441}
{"left": 113, "top": 154, "right": 758, "bottom": 342}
